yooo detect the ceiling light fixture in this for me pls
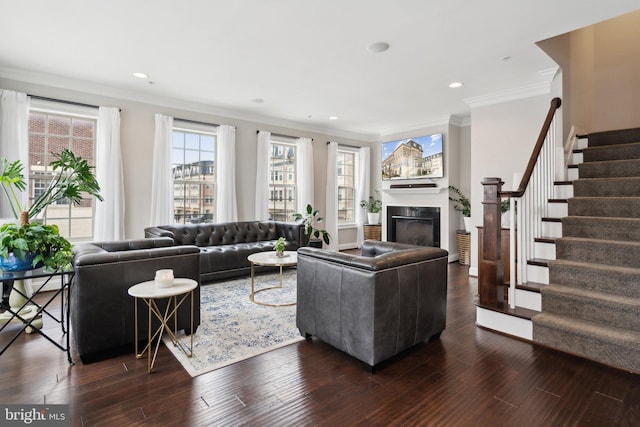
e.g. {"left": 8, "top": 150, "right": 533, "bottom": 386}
{"left": 132, "top": 72, "right": 149, "bottom": 79}
{"left": 329, "top": 116, "right": 339, "bottom": 120}
{"left": 448, "top": 81, "right": 464, "bottom": 88}
{"left": 366, "top": 42, "right": 390, "bottom": 53}
{"left": 251, "top": 98, "right": 264, "bottom": 104}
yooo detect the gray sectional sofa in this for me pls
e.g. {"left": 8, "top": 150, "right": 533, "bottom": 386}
{"left": 144, "top": 221, "right": 304, "bottom": 282}
{"left": 296, "top": 240, "right": 449, "bottom": 369}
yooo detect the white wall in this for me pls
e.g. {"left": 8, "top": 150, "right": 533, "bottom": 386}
{"left": 469, "top": 95, "right": 550, "bottom": 275}
{"left": 0, "top": 77, "right": 373, "bottom": 241}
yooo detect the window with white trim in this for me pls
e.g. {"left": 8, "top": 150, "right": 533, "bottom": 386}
{"left": 337, "top": 149, "right": 357, "bottom": 224}
{"left": 172, "top": 125, "right": 216, "bottom": 224}
{"left": 27, "top": 105, "right": 97, "bottom": 241}
{"left": 268, "top": 138, "right": 296, "bottom": 221}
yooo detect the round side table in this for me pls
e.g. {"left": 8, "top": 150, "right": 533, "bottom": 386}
{"left": 128, "top": 278, "right": 197, "bottom": 373}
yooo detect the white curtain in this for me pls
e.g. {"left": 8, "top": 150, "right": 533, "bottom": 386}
{"left": 296, "top": 137, "right": 314, "bottom": 214}
{"left": 0, "top": 90, "right": 29, "bottom": 219}
{"left": 356, "top": 147, "right": 371, "bottom": 247}
{"left": 150, "top": 114, "right": 174, "bottom": 226}
{"left": 325, "top": 141, "right": 339, "bottom": 251}
{"left": 94, "top": 107, "right": 125, "bottom": 240}
{"left": 216, "top": 125, "right": 238, "bottom": 222}
{"left": 254, "top": 130, "right": 271, "bottom": 220}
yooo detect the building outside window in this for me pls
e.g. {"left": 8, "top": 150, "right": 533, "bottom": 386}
{"left": 268, "top": 139, "right": 296, "bottom": 221}
{"left": 337, "top": 149, "right": 356, "bottom": 224}
{"left": 27, "top": 109, "right": 97, "bottom": 241}
{"left": 172, "top": 126, "right": 216, "bottom": 224}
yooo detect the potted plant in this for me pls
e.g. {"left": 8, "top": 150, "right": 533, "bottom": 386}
{"left": 0, "top": 149, "right": 102, "bottom": 271}
{"left": 273, "top": 236, "right": 286, "bottom": 257}
{"left": 360, "top": 190, "right": 382, "bottom": 224}
{"left": 448, "top": 185, "right": 471, "bottom": 232}
{"left": 293, "top": 204, "right": 331, "bottom": 248}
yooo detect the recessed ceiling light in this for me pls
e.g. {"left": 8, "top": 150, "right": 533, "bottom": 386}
{"left": 448, "top": 81, "right": 464, "bottom": 88}
{"left": 329, "top": 116, "right": 339, "bottom": 120}
{"left": 132, "top": 72, "right": 149, "bottom": 79}
{"left": 366, "top": 42, "right": 390, "bottom": 53}
{"left": 251, "top": 98, "right": 264, "bottom": 104}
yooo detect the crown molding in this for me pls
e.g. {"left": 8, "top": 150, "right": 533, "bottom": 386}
{"left": 0, "top": 66, "right": 380, "bottom": 142}
{"left": 463, "top": 81, "right": 551, "bottom": 109}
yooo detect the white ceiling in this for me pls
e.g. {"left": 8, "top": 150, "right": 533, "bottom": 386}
{"left": 1, "top": 0, "right": 639, "bottom": 139}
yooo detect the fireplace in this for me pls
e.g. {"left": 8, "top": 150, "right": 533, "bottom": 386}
{"left": 387, "top": 206, "right": 441, "bottom": 248}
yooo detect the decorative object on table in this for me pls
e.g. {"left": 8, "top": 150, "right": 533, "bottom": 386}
{"left": 360, "top": 189, "right": 382, "bottom": 224}
{"left": 0, "top": 149, "right": 102, "bottom": 271}
{"left": 163, "top": 270, "right": 302, "bottom": 377}
{"left": 273, "top": 236, "right": 286, "bottom": 257}
{"left": 448, "top": 185, "right": 471, "bottom": 232}
{"left": 154, "top": 269, "right": 174, "bottom": 288}
{"left": 293, "top": 204, "right": 331, "bottom": 247}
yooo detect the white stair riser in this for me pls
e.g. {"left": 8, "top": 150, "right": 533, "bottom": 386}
{"left": 476, "top": 307, "right": 533, "bottom": 340}
{"left": 554, "top": 185, "right": 573, "bottom": 199}
{"left": 548, "top": 203, "right": 567, "bottom": 218}
{"left": 515, "top": 289, "right": 542, "bottom": 311}
{"left": 577, "top": 138, "right": 588, "bottom": 149}
{"left": 541, "top": 221, "right": 562, "bottom": 238}
{"left": 527, "top": 264, "right": 549, "bottom": 284}
{"left": 568, "top": 168, "right": 579, "bottom": 181}
{"left": 535, "top": 241, "right": 556, "bottom": 259}
{"left": 571, "top": 152, "right": 583, "bottom": 165}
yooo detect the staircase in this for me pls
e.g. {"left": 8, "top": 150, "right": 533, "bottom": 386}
{"left": 532, "top": 128, "right": 640, "bottom": 373}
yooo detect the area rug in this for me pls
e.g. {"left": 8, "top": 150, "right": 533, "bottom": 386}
{"left": 162, "top": 269, "right": 303, "bottom": 377}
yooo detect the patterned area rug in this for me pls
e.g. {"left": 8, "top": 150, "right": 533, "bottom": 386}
{"left": 163, "top": 269, "right": 302, "bottom": 377}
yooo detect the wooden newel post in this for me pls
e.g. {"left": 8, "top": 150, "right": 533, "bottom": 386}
{"left": 479, "top": 177, "right": 504, "bottom": 307}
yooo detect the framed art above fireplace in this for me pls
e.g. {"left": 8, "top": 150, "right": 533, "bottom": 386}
{"left": 381, "top": 133, "right": 443, "bottom": 180}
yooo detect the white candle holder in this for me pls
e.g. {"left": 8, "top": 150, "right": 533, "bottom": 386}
{"left": 154, "top": 269, "right": 174, "bottom": 288}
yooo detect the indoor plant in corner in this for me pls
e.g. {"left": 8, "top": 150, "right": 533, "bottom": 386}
{"left": 0, "top": 149, "right": 103, "bottom": 272}
{"left": 448, "top": 185, "right": 471, "bottom": 232}
{"left": 360, "top": 190, "right": 382, "bottom": 224}
{"left": 293, "top": 204, "right": 331, "bottom": 248}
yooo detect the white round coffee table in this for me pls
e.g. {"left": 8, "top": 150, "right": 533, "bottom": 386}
{"left": 247, "top": 251, "right": 297, "bottom": 307}
{"left": 128, "top": 278, "right": 197, "bottom": 372}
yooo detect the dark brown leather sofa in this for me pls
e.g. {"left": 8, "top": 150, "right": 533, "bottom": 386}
{"left": 296, "top": 240, "right": 448, "bottom": 369}
{"left": 70, "top": 237, "right": 200, "bottom": 363}
{"left": 144, "top": 221, "right": 304, "bottom": 282}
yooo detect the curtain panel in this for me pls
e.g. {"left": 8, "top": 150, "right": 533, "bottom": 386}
{"left": 296, "top": 137, "right": 314, "bottom": 214}
{"left": 325, "top": 141, "right": 339, "bottom": 251}
{"left": 254, "top": 130, "right": 271, "bottom": 220}
{"left": 216, "top": 125, "right": 238, "bottom": 222}
{"left": 0, "top": 90, "right": 29, "bottom": 218}
{"left": 94, "top": 107, "right": 125, "bottom": 240}
{"left": 150, "top": 114, "right": 174, "bottom": 226}
{"left": 356, "top": 146, "right": 371, "bottom": 247}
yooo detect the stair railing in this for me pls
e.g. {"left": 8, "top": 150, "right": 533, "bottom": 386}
{"left": 480, "top": 97, "right": 561, "bottom": 309}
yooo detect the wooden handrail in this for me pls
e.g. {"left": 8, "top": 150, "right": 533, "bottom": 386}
{"left": 501, "top": 97, "right": 561, "bottom": 198}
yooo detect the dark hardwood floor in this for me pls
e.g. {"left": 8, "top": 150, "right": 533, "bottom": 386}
{"left": 1, "top": 263, "right": 638, "bottom": 426}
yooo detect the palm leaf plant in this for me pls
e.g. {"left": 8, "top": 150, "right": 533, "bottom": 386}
{"left": 0, "top": 149, "right": 102, "bottom": 270}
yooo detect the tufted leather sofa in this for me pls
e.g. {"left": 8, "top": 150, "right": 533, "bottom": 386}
{"left": 296, "top": 240, "right": 448, "bottom": 369}
{"left": 71, "top": 237, "right": 201, "bottom": 363}
{"left": 144, "top": 221, "right": 304, "bottom": 282}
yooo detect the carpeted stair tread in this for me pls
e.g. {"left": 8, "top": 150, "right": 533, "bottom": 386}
{"left": 541, "top": 284, "right": 640, "bottom": 330}
{"left": 582, "top": 141, "right": 640, "bottom": 162}
{"left": 586, "top": 128, "right": 640, "bottom": 146}
{"left": 573, "top": 177, "right": 640, "bottom": 197}
{"left": 561, "top": 216, "right": 640, "bottom": 242}
{"left": 555, "top": 237, "right": 640, "bottom": 269}
{"left": 549, "top": 259, "right": 640, "bottom": 298}
{"left": 532, "top": 312, "right": 640, "bottom": 373}
{"left": 578, "top": 159, "right": 640, "bottom": 178}
{"left": 568, "top": 196, "right": 640, "bottom": 218}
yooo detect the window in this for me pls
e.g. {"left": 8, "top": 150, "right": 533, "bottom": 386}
{"left": 28, "top": 109, "right": 97, "bottom": 241}
{"left": 337, "top": 150, "right": 356, "bottom": 224}
{"left": 268, "top": 139, "right": 296, "bottom": 221}
{"left": 172, "top": 126, "right": 216, "bottom": 224}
